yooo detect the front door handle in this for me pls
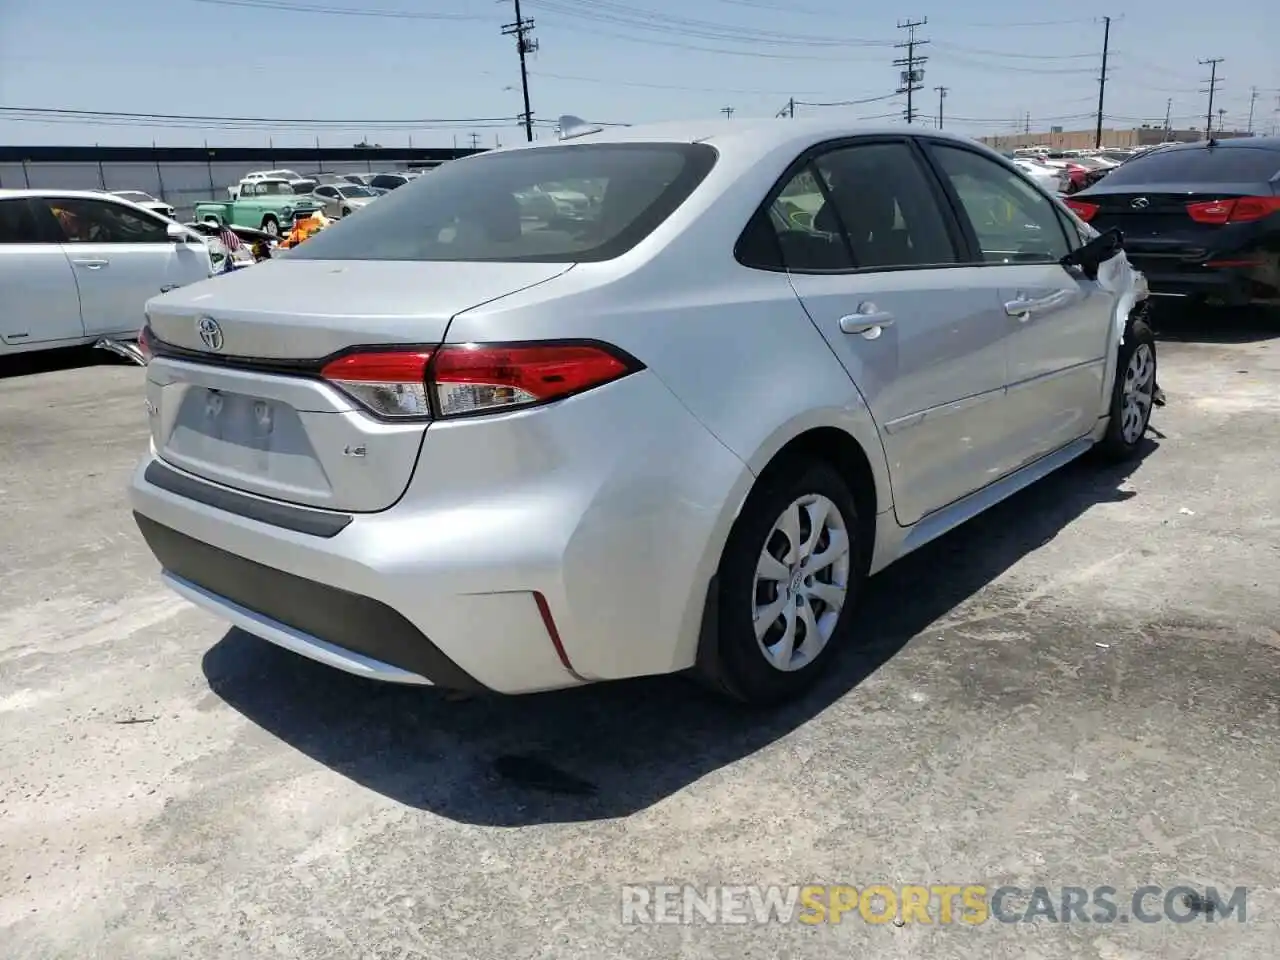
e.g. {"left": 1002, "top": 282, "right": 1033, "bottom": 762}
{"left": 1004, "top": 289, "right": 1073, "bottom": 320}
{"left": 839, "top": 302, "right": 896, "bottom": 339}
{"left": 72, "top": 259, "right": 109, "bottom": 269}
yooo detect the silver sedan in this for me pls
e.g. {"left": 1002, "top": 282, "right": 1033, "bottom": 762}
{"left": 132, "top": 119, "right": 1154, "bottom": 705}
{"left": 309, "top": 183, "right": 379, "bottom": 218}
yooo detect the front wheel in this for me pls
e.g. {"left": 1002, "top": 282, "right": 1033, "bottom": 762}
{"left": 1094, "top": 315, "right": 1157, "bottom": 461}
{"left": 702, "top": 460, "right": 864, "bottom": 705}
{"left": 261, "top": 215, "right": 280, "bottom": 237}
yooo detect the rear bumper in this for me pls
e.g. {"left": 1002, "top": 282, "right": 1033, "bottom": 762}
{"left": 1128, "top": 263, "right": 1274, "bottom": 305}
{"left": 129, "top": 370, "right": 754, "bottom": 694}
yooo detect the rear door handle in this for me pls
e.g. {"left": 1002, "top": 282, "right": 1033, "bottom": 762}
{"left": 72, "top": 259, "right": 109, "bottom": 269}
{"left": 839, "top": 303, "right": 896, "bottom": 338}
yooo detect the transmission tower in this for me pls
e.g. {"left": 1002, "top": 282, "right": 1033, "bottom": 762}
{"left": 502, "top": 0, "right": 538, "bottom": 142}
{"left": 893, "top": 18, "right": 929, "bottom": 124}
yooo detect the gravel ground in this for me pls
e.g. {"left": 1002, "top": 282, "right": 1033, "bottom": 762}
{"left": 1, "top": 309, "right": 1278, "bottom": 959}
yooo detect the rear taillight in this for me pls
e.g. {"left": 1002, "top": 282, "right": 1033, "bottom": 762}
{"left": 1064, "top": 199, "right": 1099, "bottom": 222}
{"left": 137, "top": 323, "right": 153, "bottom": 363}
{"left": 321, "top": 350, "right": 434, "bottom": 418}
{"left": 1187, "top": 196, "right": 1280, "bottom": 225}
{"left": 320, "top": 342, "right": 639, "bottom": 420}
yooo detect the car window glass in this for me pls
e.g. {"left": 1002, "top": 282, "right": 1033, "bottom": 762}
{"left": 317, "top": 186, "right": 336, "bottom": 198}
{"left": 814, "top": 142, "right": 959, "bottom": 268}
{"left": 742, "top": 164, "right": 852, "bottom": 271}
{"left": 0, "top": 199, "right": 44, "bottom": 243}
{"left": 290, "top": 143, "right": 716, "bottom": 264}
{"left": 45, "top": 197, "right": 169, "bottom": 243}
{"left": 1102, "top": 145, "right": 1280, "bottom": 185}
{"left": 930, "top": 145, "right": 1070, "bottom": 263}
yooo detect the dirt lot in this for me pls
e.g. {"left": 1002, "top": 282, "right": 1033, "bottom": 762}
{"left": 1, "top": 311, "right": 1278, "bottom": 960}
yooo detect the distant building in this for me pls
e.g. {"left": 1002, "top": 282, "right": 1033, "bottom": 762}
{"left": 979, "top": 126, "right": 1254, "bottom": 151}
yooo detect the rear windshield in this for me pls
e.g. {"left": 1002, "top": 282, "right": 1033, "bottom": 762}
{"left": 289, "top": 142, "right": 718, "bottom": 263}
{"left": 1103, "top": 145, "right": 1280, "bottom": 186}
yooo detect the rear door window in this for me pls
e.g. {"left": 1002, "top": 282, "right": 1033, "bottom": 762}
{"left": 291, "top": 142, "right": 717, "bottom": 263}
{"left": 1102, "top": 146, "right": 1280, "bottom": 185}
{"left": 736, "top": 140, "right": 959, "bottom": 272}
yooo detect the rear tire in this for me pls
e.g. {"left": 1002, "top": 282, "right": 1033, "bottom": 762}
{"left": 1094, "top": 314, "right": 1157, "bottom": 462}
{"left": 701, "top": 460, "right": 864, "bottom": 706}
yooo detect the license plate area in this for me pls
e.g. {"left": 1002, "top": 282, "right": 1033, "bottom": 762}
{"left": 193, "top": 389, "right": 281, "bottom": 450}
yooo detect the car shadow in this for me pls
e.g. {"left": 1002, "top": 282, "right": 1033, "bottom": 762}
{"left": 202, "top": 440, "right": 1155, "bottom": 825}
{"left": 1149, "top": 300, "right": 1279, "bottom": 345}
{"left": 0, "top": 344, "right": 136, "bottom": 380}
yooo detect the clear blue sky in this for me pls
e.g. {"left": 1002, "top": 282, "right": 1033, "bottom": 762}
{"left": 1, "top": 0, "right": 1277, "bottom": 147}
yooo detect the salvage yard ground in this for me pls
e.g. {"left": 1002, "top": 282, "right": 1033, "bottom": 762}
{"left": 1, "top": 310, "right": 1278, "bottom": 960}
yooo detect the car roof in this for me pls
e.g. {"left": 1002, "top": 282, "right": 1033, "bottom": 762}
{"left": 493, "top": 117, "right": 984, "bottom": 159}
{"left": 1150, "top": 136, "right": 1280, "bottom": 153}
{"left": 0, "top": 188, "right": 151, "bottom": 201}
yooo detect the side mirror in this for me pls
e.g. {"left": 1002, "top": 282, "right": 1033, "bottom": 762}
{"left": 1061, "top": 226, "right": 1123, "bottom": 281}
{"left": 166, "top": 222, "right": 194, "bottom": 243}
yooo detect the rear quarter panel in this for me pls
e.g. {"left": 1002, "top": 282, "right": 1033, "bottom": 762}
{"left": 443, "top": 141, "right": 896, "bottom": 669}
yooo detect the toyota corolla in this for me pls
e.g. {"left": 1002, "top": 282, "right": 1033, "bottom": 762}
{"left": 131, "top": 119, "right": 1155, "bottom": 705}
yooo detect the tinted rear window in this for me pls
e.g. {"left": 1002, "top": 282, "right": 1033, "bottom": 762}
{"left": 1103, "top": 145, "right": 1280, "bottom": 186}
{"left": 289, "top": 142, "right": 718, "bottom": 263}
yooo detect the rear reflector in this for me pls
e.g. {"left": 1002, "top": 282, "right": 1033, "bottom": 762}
{"left": 321, "top": 350, "right": 434, "bottom": 419}
{"left": 1064, "top": 199, "right": 1099, "bottom": 222}
{"left": 320, "top": 342, "right": 639, "bottom": 420}
{"left": 1187, "top": 196, "right": 1280, "bottom": 225}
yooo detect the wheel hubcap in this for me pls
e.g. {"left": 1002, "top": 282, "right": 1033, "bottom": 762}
{"left": 1120, "top": 343, "right": 1155, "bottom": 444}
{"left": 752, "top": 494, "right": 851, "bottom": 672}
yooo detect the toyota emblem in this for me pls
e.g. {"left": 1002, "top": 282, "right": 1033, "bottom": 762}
{"left": 1130, "top": 197, "right": 1150, "bottom": 209}
{"left": 197, "top": 316, "right": 224, "bottom": 351}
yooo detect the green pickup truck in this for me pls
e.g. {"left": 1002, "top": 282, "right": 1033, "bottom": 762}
{"left": 193, "top": 178, "right": 323, "bottom": 236}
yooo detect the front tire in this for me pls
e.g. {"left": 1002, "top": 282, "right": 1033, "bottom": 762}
{"left": 261, "top": 215, "right": 280, "bottom": 237}
{"left": 704, "top": 460, "right": 864, "bottom": 705}
{"left": 1094, "top": 314, "right": 1157, "bottom": 461}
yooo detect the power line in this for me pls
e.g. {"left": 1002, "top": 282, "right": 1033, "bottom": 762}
{"left": 501, "top": 0, "right": 538, "bottom": 142}
{"left": 184, "top": 0, "right": 486, "bottom": 20}
{"left": 1199, "top": 57, "right": 1224, "bottom": 138}
{"left": 893, "top": 17, "right": 929, "bottom": 125}
{"left": 1094, "top": 15, "right": 1112, "bottom": 149}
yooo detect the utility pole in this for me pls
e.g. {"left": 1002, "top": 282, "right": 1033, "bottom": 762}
{"left": 774, "top": 98, "right": 796, "bottom": 118}
{"left": 1094, "top": 15, "right": 1111, "bottom": 149}
{"left": 721, "top": 106, "right": 735, "bottom": 120}
{"left": 1025, "top": 111, "right": 1031, "bottom": 134}
{"left": 1247, "top": 86, "right": 1258, "bottom": 134}
{"left": 502, "top": 0, "right": 538, "bottom": 142}
{"left": 894, "top": 18, "right": 929, "bottom": 124}
{"left": 1199, "top": 57, "right": 1224, "bottom": 138}
{"left": 1164, "top": 98, "right": 1172, "bottom": 137}
{"left": 934, "top": 86, "right": 947, "bottom": 129}
{"left": 468, "top": 132, "right": 481, "bottom": 150}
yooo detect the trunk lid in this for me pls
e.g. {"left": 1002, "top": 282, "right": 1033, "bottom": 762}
{"left": 1079, "top": 182, "right": 1271, "bottom": 258}
{"left": 144, "top": 259, "right": 573, "bottom": 513}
